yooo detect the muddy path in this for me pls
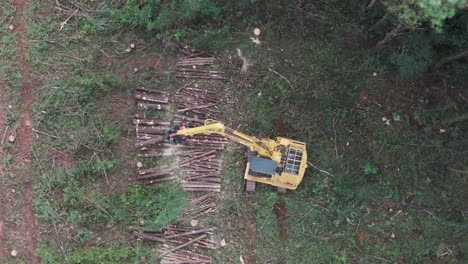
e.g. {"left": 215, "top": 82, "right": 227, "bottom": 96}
{"left": 274, "top": 198, "right": 288, "bottom": 263}
{"left": 0, "top": 106, "right": 7, "bottom": 259}
{"left": 9, "top": 0, "right": 41, "bottom": 262}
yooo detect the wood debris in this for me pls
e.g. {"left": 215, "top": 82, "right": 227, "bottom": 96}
{"left": 179, "top": 192, "right": 218, "bottom": 222}
{"left": 179, "top": 44, "right": 213, "bottom": 58}
{"left": 174, "top": 87, "right": 221, "bottom": 120}
{"left": 160, "top": 246, "right": 211, "bottom": 264}
{"left": 130, "top": 225, "right": 216, "bottom": 249}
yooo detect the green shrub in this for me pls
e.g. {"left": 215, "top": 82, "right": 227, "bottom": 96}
{"left": 103, "top": 124, "right": 121, "bottom": 145}
{"left": 68, "top": 246, "right": 136, "bottom": 264}
{"left": 115, "top": 0, "right": 221, "bottom": 31}
{"left": 111, "top": 184, "right": 187, "bottom": 228}
{"left": 390, "top": 33, "right": 434, "bottom": 79}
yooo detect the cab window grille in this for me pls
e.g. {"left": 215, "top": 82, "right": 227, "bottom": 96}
{"left": 284, "top": 148, "right": 302, "bottom": 175}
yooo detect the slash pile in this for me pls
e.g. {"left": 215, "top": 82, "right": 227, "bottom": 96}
{"left": 178, "top": 193, "right": 218, "bottom": 222}
{"left": 174, "top": 86, "right": 220, "bottom": 119}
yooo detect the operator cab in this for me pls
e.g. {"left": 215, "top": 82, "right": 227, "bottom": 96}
{"left": 248, "top": 156, "right": 276, "bottom": 177}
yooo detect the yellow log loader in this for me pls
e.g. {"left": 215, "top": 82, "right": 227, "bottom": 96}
{"left": 170, "top": 119, "right": 308, "bottom": 192}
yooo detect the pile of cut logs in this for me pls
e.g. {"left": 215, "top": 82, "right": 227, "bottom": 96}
{"left": 176, "top": 45, "right": 225, "bottom": 80}
{"left": 134, "top": 87, "right": 169, "bottom": 111}
{"left": 180, "top": 150, "right": 223, "bottom": 192}
{"left": 136, "top": 165, "right": 174, "bottom": 185}
{"left": 134, "top": 118, "right": 173, "bottom": 159}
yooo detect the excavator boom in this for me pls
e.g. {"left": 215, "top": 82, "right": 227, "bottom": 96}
{"left": 175, "top": 120, "right": 271, "bottom": 157}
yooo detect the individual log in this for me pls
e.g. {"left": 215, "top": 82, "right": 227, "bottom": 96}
{"left": 175, "top": 68, "right": 226, "bottom": 80}
{"left": 142, "top": 176, "right": 176, "bottom": 184}
{"left": 138, "top": 149, "right": 182, "bottom": 157}
{"left": 136, "top": 170, "right": 172, "bottom": 180}
{"left": 134, "top": 119, "right": 171, "bottom": 126}
{"left": 136, "top": 87, "right": 168, "bottom": 95}
{"left": 135, "top": 92, "right": 169, "bottom": 104}
{"left": 177, "top": 57, "right": 215, "bottom": 66}
{"left": 137, "top": 126, "right": 167, "bottom": 135}
{"left": 182, "top": 187, "right": 220, "bottom": 192}
{"left": 136, "top": 133, "right": 168, "bottom": 141}
{"left": 131, "top": 231, "right": 165, "bottom": 243}
{"left": 135, "top": 136, "right": 165, "bottom": 148}
{"left": 177, "top": 104, "right": 216, "bottom": 113}
{"left": 137, "top": 102, "right": 170, "bottom": 111}
{"left": 139, "top": 165, "right": 170, "bottom": 175}
{"left": 176, "top": 68, "right": 224, "bottom": 74}
{"left": 188, "top": 178, "right": 221, "bottom": 183}
{"left": 175, "top": 115, "right": 204, "bottom": 124}
{"left": 164, "top": 228, "right": 214, "bottom": 239}
{"left": 182, "top": 182, "right": 221, "bottom": 187}
{"left": 185, "top": 175, "right": 221, "bottom": 182}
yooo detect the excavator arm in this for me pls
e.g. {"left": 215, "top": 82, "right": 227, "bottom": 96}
{"left": 174, "top": 119, "right": 272, "bottom": 157}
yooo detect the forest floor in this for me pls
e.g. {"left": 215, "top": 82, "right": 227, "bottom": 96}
{"left": 0, "top": 1, "right": 466, "bottom": 263}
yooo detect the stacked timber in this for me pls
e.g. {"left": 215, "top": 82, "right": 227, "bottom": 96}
{"left": 181, "top": 150, "right": 222, "bottom": 192}
{"left": 134, "top": 87, "right": 169, "bottom": 111}
{"left": 134, "top": 118, "right": 173, "bottom": 157}
{"left": 176, "top": 44, "right": 225, "bottom": 80}
{"left": 136, "top": 165, "right": 175, "bottom": 185}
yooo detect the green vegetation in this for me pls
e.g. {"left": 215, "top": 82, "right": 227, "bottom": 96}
{"left": 0, "top": 0, "right": 464, "bottom": 263}
{"left": 387, "top": 0, "right": 468, "bottom": 29}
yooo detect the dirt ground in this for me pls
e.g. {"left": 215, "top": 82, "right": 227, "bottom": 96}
{"left": 0, "top": 0, "right": 40, "bottom": 262}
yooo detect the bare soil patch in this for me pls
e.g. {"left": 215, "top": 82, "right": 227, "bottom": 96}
{"left": 11, "top": 0, "right": 41, "bottom": 262}
{"left": 274, "top": 198, "right": 289, "bottom": 263}
{"left": 0, "top": 107, "right": 8, "bottom": 262}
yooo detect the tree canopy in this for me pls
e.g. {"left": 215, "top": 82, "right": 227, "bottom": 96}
{"left": 388, "top": 0, "right": 468, "bottom": 30}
